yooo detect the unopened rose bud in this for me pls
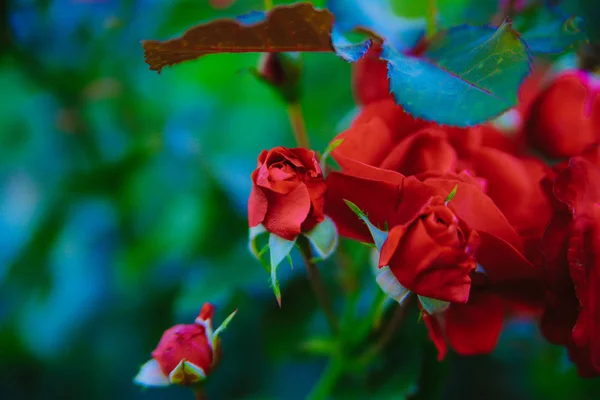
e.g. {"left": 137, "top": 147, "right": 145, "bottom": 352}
{"left": 254, "top": 53, "right": 302, "bottom": 103}
{"left": 134, "top": 303, "right": 237, "bottom": 388}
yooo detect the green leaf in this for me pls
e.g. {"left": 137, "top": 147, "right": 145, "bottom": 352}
{"left": 343, "top": 199, "right": 388, "bottom": 250}
{"left": 445, "top": 184, "right": 458, "bottom": 203}
{"left": 212, "top": 308, "right": 238, "bottom": 346}
{"left": 269, "top": 233, "right": 297, "bottom": 307}
{"left": 418, "top": 296, "right": 450, "bottom": 314}
{"left": 304, "top": 216, "right": 339, "bottom": 259}
{"left": 301, "top": 337, "right": 338, "bottom": 355}
{"left": 319, "top": 138, "right": 344, "bottom": 173}
{"left": 382, "top": 20, "right": 533, "bottom": 126}
{"left": 249, "top": 224, "right": 270, "bottom": 273}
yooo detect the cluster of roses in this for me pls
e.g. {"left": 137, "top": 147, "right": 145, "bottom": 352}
{"left": 250, "top": 45, "right": 600, "bottom": 375}
{"left": 134, "top": 47, "right": 600, "bottom": 392}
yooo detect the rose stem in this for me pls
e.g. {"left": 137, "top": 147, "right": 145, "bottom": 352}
{"left": 264, "top": 0, "right": 273, "bottom": 12}
{"left": 193, "top": 387, "right": 208, "bottom": 400}
{"left": 287, "top": 102, "right": 311, "bottom": 149}
{"left": 358, "top": 296, "right": 413, "bottom": 365}
{"left": 426, "top": 0, "right": 437, "bottom": 39}
{"left": 298, "top": 236, "right": 339, "bottom": 335}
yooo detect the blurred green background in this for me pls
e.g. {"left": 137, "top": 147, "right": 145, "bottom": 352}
{"left": 1, "top": 0, "right": 600, "bottom": 399}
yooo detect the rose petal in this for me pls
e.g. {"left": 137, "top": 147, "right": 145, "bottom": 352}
{"left": 445, "top": 291, "right": 504, "bottom": 356}
{"left": 542, "top": 211, "right": 573, "bottom": 293}
{"left": 423, "top": 313, "right": 448, "bottom": 361}
{"left": 469, "top": 147, "right": 532, "bottom": 224}
{"left": 378, "top": 128, "right": 458, "bottom": 175}
{"left": 248, "top": 180, "right": 268, "bottom": 227}
{"left": 418, "top": 177, "right": 525, "bottom": 253}
{"left": 554, "top": 157, "right": 600, "bottom": 212}
{"left": 262, "top": 183, "right": 311, "bottom": 240}
{"left": 352, "top": 45, "right": 392, "bottom": 105}
{"left": 334, "top": 116, "right": 397, "bottom": 167}
{"left": 525, "top": 72, "right": 600, "bottom": 158}
{"left": 325, "top": 172, "right": 404, "bottom": 243}
{"left": 476, "top": 231, "right": 539, "bottom": 282}
{"left": 381, "top": 223, "right": 474, "bottom": 303}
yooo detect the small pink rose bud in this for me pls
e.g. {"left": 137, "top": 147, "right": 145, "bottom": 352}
{"left": 151, "top": 323, "right": 213, "bottom": 383}
{"left": 134, "top": 303, "right": 237, "bottom": 388}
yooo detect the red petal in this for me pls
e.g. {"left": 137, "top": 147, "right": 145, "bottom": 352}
{"left": 352, "top": 45, "right": 392, "bottom": 105}
{"left": 379, "top": 128, "right": 458, "bottom": 175}
{"left": 382, "top": 223, "right": 473, "bottom": 303}
{"left": 554, "top": 157, "right": 600, "bottom": 212}
{"left": 325, "top": 172, "right": 404, "bottom": 243}
{"left": 262, "top": 183, "right": 311, "bottom": 240}
{"left": 334, "top": 116, "right": 396, "bottom": 167}
{"left": 423, "top": 313, "right": 448, "bottom": 361}
{"left": 415, "top": 177, "right": 525, "bottom": 253}
{"left": 469, "top": 147, "right": 532, "bottom": 225}
{"left": 445, "top": 291, "right": 504, "bottom": 356}
{"left": 248, "top": 180, "right": 268, "bottom": 227}
{"left": 525, "top": 71, "right": 600, "bottom": 158}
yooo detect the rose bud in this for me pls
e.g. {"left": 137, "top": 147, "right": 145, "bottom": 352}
{"left": 248, "top": 147, "right": 326, "bottom": 241}
{"left": 524, "top": 70, "right": 600, "bottom": 158}
{"left": 254, "top": 53, "right": 302, "bottom": 104}
{"left": 379, "top": 195, "right": 480, "bottom": 304}
{"left": 134, "top": 303, "right": 237, "bottom": 388}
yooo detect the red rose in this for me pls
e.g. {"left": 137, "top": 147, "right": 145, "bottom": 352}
{"left": 333, "top": 103, "right": 551, "bottom": 235}
{"left": 248, "top": 147, "right": 326, "bottom": 240}
{"left": 379, "top": 196, "right": 480, "bottom": 303}
{"left": 326, "top": 167, "right": 538, "bottom": 291}
{"left": 540, "top": 147, "right": 600, "bottom": 376}
{"left": 524, "top": 70, "right": 600, "bottom": 158}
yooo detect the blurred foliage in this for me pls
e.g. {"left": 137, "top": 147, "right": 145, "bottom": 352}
{"left": 1, "top": 0, "right": 600, "bottom": 399}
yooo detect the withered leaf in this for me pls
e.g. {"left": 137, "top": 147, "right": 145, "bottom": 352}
{"left": 142, "top": 3, "right": 337, "bottom": 73}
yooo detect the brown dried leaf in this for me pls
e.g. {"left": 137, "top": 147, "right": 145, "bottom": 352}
{"left": 142, "top": 3, "right": 335, "bottom": 73}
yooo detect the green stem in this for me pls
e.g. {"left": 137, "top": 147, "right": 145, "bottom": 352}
{"left": 287, "top": 102, "right": 311, "bottom": 149}
{"left": 298, "top": 236, "right": 339, "bottom": 335}
{"left": 307, "top": 357, "right": 344, "bottom": 400}
{"left": 357, "top": 296, "right": 412, "bottom": 366}
{"left": 264, "top": 0, "right": 273, "bottom": 12}
{"left": 426, "top": 0, "right": 437, "bottom": 38}
{"left": 193, "top": 386, "right": 207, "bottom": 400}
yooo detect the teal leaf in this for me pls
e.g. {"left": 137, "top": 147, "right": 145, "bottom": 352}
{"left": 382, "top": 20, "right": 533, "bottom": 126}
{"left": 133, "top": 359, "right": 170, "bottom": 387}
{"left": 327, "top": 0, "right": 425, "bottom": 53}
{"left": 269, "top": 234, "right": 297, "bottom": 307}
{"left": 343, "top": 200, "right": 388, "bottom": 250}
{"left": 376, "top": 265, "right": 412, "bottom": 304}
{"left": 418, "top": 296, "right": 450, "bottom": 314}
{"left": 331, "top": 28, "right": 373, "bottom": 62}
{"left": 304, "top": 216, "right": 339, "bottom": 259}
{"left": 520, "top": 11, "right": 587, "bottom": 54}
